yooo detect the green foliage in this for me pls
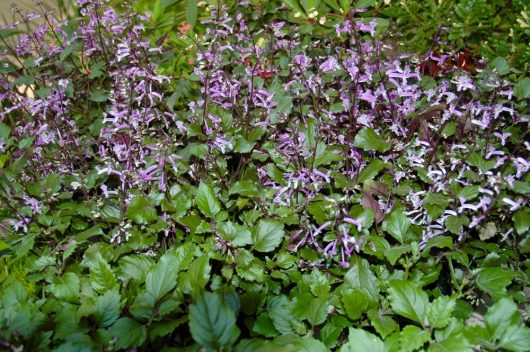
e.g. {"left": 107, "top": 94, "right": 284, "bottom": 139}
{"left": 0, "top": 0, "right": 528, "bottom": 351}
{"left": 189, "top": 291, "right": 240, "bottom": 350}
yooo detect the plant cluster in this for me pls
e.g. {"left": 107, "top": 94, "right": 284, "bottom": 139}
{"left": 0, "top": 0, "right": 529, "bottom": 351}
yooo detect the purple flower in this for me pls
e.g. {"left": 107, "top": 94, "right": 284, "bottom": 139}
{"left": 294, "top": 53, "right": 311, "bottom": 70}
{"left": 452, "top": 75, "right": 474, "bottom": 91}
{"left": 356, "top": 20, "right": 377, "bottom": 36}
{"left": 319, "top": 56, "right": 339, "bottom": 73}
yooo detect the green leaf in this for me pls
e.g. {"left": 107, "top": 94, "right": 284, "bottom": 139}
{"left": 357, "top": 159, "right": 388, "bottom": 183}
{"left": 127, "top": 196, "right": 157, "bottom": 224}
{"left": 344, "top": 258, "right": 380, "bottom": 302}
{"left": 474, "top": 268, "right": 516, "bottom": 300}
{"left": 429, "top": 333, "right": 472, "bottom": 352}
{"left": 484, "top": 298, "right": 520, "bottom": 339}
{"left": 95, "top": 290, "right": 120, "bottom": 328}
{"left": 181, "top": 254, "right": 211, "bottom": 294}
{"left": 513, "top": 209, "right": 530, "bottom": 235}
{"left": 118, "top": 254, "right": 154, "bottom": 282}
{"left": 342, "top": 289, "right": 376, "bottom": 320}
{"left": 196, "top": 182, "right": 221, "bottom": 217}
{"left": 367, "top": 310, "right": 399, "bottom": 338}
{"left": 108, "top": 318, "right": 147, "bottom": 349}
{"left": 491, "top": 57, "right": 510, "bottom": 74}
{"left": 252, "top": 219, "right": 284, "bottom": 252}
{"left": 320, "top": 323, "right": 343, "bottom": 348}
{"left": 189, "top": 291, "right": 240, "bottom": 350}
{"left": 445, "top": 215, "right": 469, "bottom": 235}
{"left": 218, "top": 221, "right": 253, "bottom": 247}
{"left": 498, "top": 325, "right": 530, "bottom": 352}
{"left": 150, "top": 319, "right": 184, "bottom": 339}
{"left": 307, "top": 295, "right": 329, "bottom": 326}
{"left": 427, "top": 296, "right": 456, "bottom": 328}
{"left": 146, "top": 253, "right": 180, "bottom": 301}
{"left": 89, "top": 89, "right": 108, "bottom": 102}
{"left": 514, "top": 77, "right": 530, "bottom": 100}
{"left": 458, "top": 186, "right": 479, "bottom": 201}
{"left": 383, "top": 209, "right": 412, "bottom": 243}
{"left": 354, "top": 128, "right": 391, "bottom": 152}
{"left": 307, "top": 269, "right": 331, "bottom": 297}
{"left": 355, "top": 0, "right": 376, "bottom": 8}
{"left": 186, "top": 0, "right": 198, "bottom": 26}
{"left": 229, "top": 180, "right": 260, "bottom": 197}
{"left": 50, "top": 272, "right": 80, "bottom": 303}
{"left": 388, "top": 280, "right": 428, "bottom": 325}
{"left": 340, "top": 328, "right": 385, "bottom": 352}
{"left": 400, "top": 325, "right": 430, "bottom": 352}
{"left": 252, "top": 313, "right": 279, "bottom": 337}
{"left": 0, "top": 122, "right": 11, "bottom": 139}
{"left": 89, "top": 253, "right": 118, "bottom": 294}
{"left": 268, "top": 296, "right": 294, "bottom": 334}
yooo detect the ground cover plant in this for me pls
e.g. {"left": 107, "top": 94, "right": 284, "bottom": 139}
{"left": 0, "top": 0, "right": 529, "bottom": 351}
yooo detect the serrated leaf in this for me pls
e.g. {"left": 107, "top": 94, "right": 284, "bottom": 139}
{"left": 268, "top": 296, "right": 293, "bottom": 334}
{"left": 189, "top": 291, "right": 239, "bottom": 350}
{"left": 181, "top": 254, "right": 211, "bottom": 294}
{"left": 367, "top": 310, "right": 399, "bottom": 338}
{"left": 342, "top": 289, "right": 376, "bottom": 320}
{"left": 383, "top": 209, "right": 412, "bottom": 243}
{"left": 307, "top": 269, "right": 331, "bottom": 297}
{"left": 196, "top": 182, "right": 221, "bottom": 217}
{"left": 474, "top": 268, "right": 516, "bottom": 300}
{"left": 388, "top": 280, "right": 428, "bottom": 324}
{"left": 95, "top": 290, "right": 120, "bottom": 327}
{"left": 146, "top": 253, "right": 180, "bottom": 301}
{"left": 218, "top": 221, "right": 253, "bottom": 247}
{"left": 484, "top": 298, "right": 520, "bottom": 339}
{"left": 50, "top": 272, "right": 80, "bottom": 303}
{"left": 307, "top": 295, "right": 329, "bottom": 326}
{"left": 89, "top": 253, "right": 118, "bottom": 294}
{"left": 445, "top": 215, "right": 469, "bottom": 235}
{"left": 118, "top": 254, "right": 154, "bottom": 282}
{"left": 340, "top": 328, "right": 385, "bottom": 352}
{"left": 344, "top": 258, "right": 380, "bottom": 301}
{"left": 150, "top": 319, "right": 184, "bottom": 339}
{"left": 498, "top": 325, "right": 530, "bottom": 352}
{"left": 108, "top": 318, "right": 147, "bottom": 349}
{"left": 513, "top": 209, "right": 530, "bottom": 235}
{"left": 427, "top": 296, "right": 456, "bottom": 328}
{"left": 400, "top": 325, "right": 430, "bottom": 352}
{"left": 429, "top": 333, "right": 472, "bottom": 352}
{"left": 354, "top": 127, "right": 391, "bottom": 152}
{"left": 252, "top": 313, "right": 279, "bottom": 337}
{"left": 252, "top": 219, "right": 284, "bottom": 252}
{"left": 127, "top": 196, "right": 157, "bottom": 224}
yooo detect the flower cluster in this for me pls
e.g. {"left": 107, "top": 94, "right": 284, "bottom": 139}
{"left": 0, "top": 0, "right": 177, "bottom": 243}
{"left": 188, "top": 9, "right": 528, "bottom": 266}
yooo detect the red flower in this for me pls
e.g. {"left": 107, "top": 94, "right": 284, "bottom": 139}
{"left": 178, "top": 21, "right": 193, "bottom": 34}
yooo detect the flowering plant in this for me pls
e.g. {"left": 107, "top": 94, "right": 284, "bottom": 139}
{"left": 0, "top": 0, "right": 528, "bottom": 351}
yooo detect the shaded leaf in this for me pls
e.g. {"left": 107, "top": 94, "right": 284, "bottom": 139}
{"left": 189, "top": 291, "right": 239, "bottom": 350}
{"left": 388, "top": 280, "right": 428, "bottom": 324}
